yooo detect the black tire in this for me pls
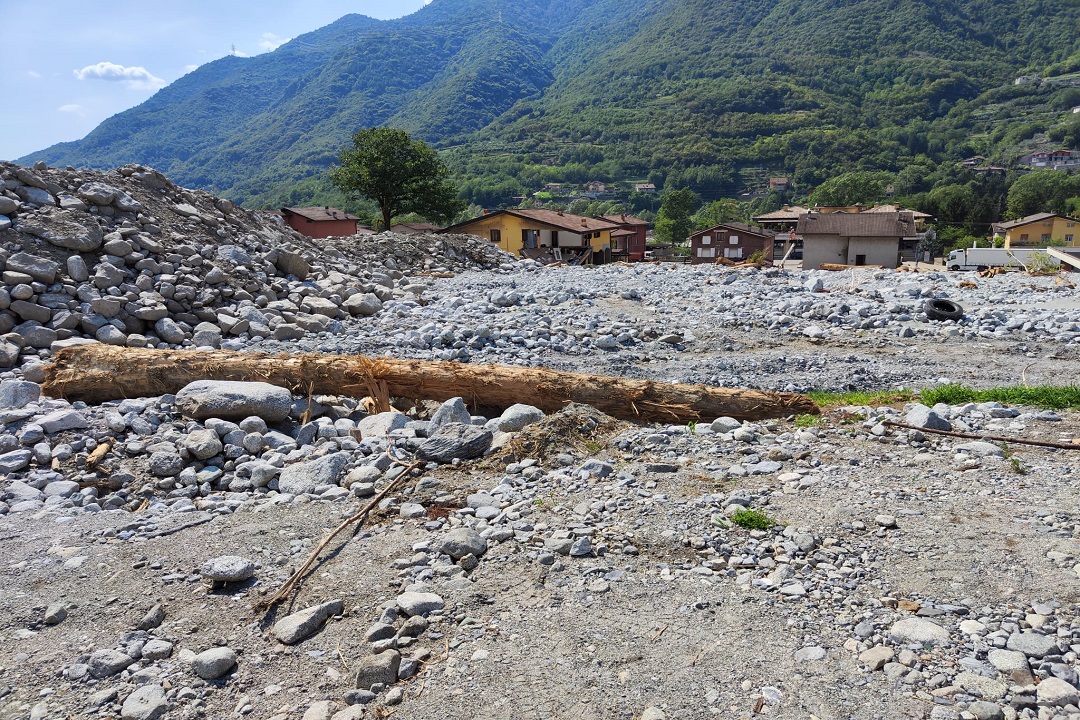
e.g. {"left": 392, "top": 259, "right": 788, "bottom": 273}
{"left": 924, "top": 298, "right": 964, "bottom": 321}
{"left": 947, "top": 265, "right": 960, "bottom": 271}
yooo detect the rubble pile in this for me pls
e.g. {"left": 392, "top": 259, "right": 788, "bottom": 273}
{"left": 0, "top": 161, "right": 515, "bottom": 369}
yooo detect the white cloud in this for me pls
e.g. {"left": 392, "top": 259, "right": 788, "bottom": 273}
{"left": 73, "top": 61, "right": 166, "bottom": 90}
{"left": 258, "top": 32, "right": 290, "bottom": 52}
{"left": 183, "top": 64, "right": 199, "bottom": 74}
{"left": 27, "top": 70, "right": 41, "bottom": 79}
{"left": 58, "top": 104, "right": 83, "bottom": 113}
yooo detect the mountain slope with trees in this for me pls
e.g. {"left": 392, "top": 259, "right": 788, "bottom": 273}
{"left": 17, "top": 0, "right": 1080, "bottom": 213}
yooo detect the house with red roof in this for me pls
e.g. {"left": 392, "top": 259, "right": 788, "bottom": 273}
{"left": 280, "top": 206, "right": 362, "bottom": 239}
{"left": 439, "top": 209, "right": 620, "bottom": 264}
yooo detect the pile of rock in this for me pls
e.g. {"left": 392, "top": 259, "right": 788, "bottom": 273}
{"left": 0, "top": 161, "right": 516, "bottom": 369}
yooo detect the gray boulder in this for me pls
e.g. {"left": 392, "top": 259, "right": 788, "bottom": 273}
{"left": 201, "top": 555, "right": 255, "bottom": 583}
{"left": 356, "top": 411, "right": 408, "bottom": 438}
{"left": 37, "top": 409, "right": 88, "bottom": 433}
{"left": 440, "top": 528, "right": 488, "bottom": 560}
{"left": 416, "top": 423, "right": 492, "bottom": 463}
{"left": 6, "top": 252, "right": 58, "bottom": 283}
{"left": 277, "top": 452, "right": 350, "bottom": 495}
{"left": 120, "top": 684, "right": 168, "bottom": 720}
{"left": 183, "top": 428, "right": 223, "bottom": 460}
{"left": 191, "top": 647, "right": 237, "bottom": 679}
{"left": 17, "top": 208, "right": 103, "bottom": 251}
{"left": 351, "top": 650, "right": 401, "bottom": 690}
{"left": 76, "top": 181, "right": 119, "bottom": 205}
{"left": 174, "top": 380, "right": 292, "bottom": 421}
{"left": 271, "top": 599, "right": 344, "bottom": 645}
{"left": 274, "top": 251, "right": 310, "bottom": 280}
{"left": 0, "top": 380, "right": 40, "bottom": 409}
{"left": 343, "top": 292, "right": 383, "bottom": 316}
{"left": 497, "top": 403, "right": 544, "bottom": 432}
{"left": 429, "top": 397, "right": 472, "bottom": 433}
{"left": 905, "top": 404, "right": 951, "bottom": 431}
{"left": 88, "top": 648, "right": 135, "bottom": 678}
{"left": 396, "top": 591, "right": 446, "bottom": 617}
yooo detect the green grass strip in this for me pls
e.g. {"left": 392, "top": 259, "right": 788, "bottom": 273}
{"left": 918, "top": 384, "right": 1080, "bottom": 410}
{"left": 804, "top": 385, "right": 1080, "bottom": 411}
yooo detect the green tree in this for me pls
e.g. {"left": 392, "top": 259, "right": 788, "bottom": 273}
{"left": 330, "top": 127, "right": 465, "bottom": 231}
{"left": 1006, "top": 169, "right": 1080, "bottom": 218}
{"left": 655, "top": 188, "right": 698, "bottom": 245}
{"left": 693, "top": 199, "right": 748, "bottom": 230}
{"left": 807, "top": 171, "right": 895, "bottom": 207}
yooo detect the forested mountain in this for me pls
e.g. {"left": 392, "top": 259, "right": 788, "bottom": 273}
{"left": 18, "top": 0, "right": 1080, "bottom": 210}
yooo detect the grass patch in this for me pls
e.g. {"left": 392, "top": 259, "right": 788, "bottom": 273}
{"left": 806, "top": 389, "right": 916, "bottom": 409}
{"left": 730, "top": 508, "right": 777, "bottom": 530}
{"left": 918, "top": 384, "right": 1080, "bottom": 410}
{"left": 802, "top": 385, "right": 1080, "bottom": 412}
{"left": 794, "top": 413, "right": 824, "bottom": 428}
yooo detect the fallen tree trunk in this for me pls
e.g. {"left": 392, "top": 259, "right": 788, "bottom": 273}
{"left": 43, "top": 346, "right": 817, "bottom": 423}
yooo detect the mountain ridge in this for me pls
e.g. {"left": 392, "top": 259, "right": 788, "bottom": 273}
{"left": 17, "top": 0, "right": 1080, "bottom": 208}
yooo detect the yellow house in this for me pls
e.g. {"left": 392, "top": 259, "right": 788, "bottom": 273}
{"left": 995, "top": 212, "right": 1080, "bottom": 248}
{"left": 440, "top": 209, "right": 618, "bottom": 263}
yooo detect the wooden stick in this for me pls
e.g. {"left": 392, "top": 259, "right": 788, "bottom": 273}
{"left": 42, "top": 345, "right": 818, "bottom": 423}
{"left": 255, "top": 458, "right": 420, "bottom": 612}
{"left": 882, "top": 420, "right": 1080, "bottom": 450}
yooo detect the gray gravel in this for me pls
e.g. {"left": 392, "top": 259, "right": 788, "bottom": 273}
{"left": 1, "top": 161, "right": 1079, "bottom": 720}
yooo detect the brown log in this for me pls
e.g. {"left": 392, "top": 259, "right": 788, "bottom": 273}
{"left": 42, "top": 345, "right": 818, "bottom": 423}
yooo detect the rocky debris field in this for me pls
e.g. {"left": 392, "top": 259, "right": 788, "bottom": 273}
{"left": 0, "top": 162, "right": 1079, "bottom": 720}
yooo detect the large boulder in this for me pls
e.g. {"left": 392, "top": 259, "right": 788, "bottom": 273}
{"left": 277, "top": 452, "right": 350, "bottom": 495}
{"left": 271, "top": 599, "right": 344, "bottom": 645}
{"left": 16, "top": 208, "right": 103, "bottom": 251}
{"left": 174, "top": 380, "right": 292, "bottom": 422}
{"left": 416, "top": 423, "right": 492, "bottom": 463}
{"left": 5, "top": 252, "right": 59, "bottom": 283}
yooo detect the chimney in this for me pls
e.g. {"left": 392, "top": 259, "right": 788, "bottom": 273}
{"left": 581, "top": 218, "right": 587, "bottom": 227}
{"left": 557, "top": 209, "right": 564, "bottom": 216}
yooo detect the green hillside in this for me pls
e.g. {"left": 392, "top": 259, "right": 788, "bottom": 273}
{"left": 18, "top": 0, "right": 1080, "bottom": 211}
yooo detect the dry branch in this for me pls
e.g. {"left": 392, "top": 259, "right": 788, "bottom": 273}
{"left": 883, "top": 420, "right": 1080, "bottom": 450}
{"left": 43, "top": 345, "right": 817, "bottom": 423}
{"left": 255, "top": 459, "right": 419, "bottom": 611}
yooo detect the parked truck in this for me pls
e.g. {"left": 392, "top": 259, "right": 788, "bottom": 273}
{"left": 945, "top": 247, "right": 1058, "bottom": 271}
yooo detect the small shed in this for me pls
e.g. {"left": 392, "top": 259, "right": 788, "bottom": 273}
{"left": 796, "top": 211, "right": 916, "bottom": 269}
{"left": 280, "top": 207, "right": 360, "bottom": 239}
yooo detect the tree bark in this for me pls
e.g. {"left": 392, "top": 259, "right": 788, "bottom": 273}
{"left": 43, "top": 345, "right": 818, "bottom": 423}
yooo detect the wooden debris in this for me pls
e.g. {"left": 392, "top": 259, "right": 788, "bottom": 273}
{"left": 255, "top": 459, "right": 419, "bottom": 611}
{"left": 85, "top": 442, "right": 111, "bottom": 471}
{"left": 818, "top": 263, "right": 884, "bottom": 271}
{"left": 883, "top": 420, "right": 1080, "bottom": 451}
{"left": 43, "top": 346, "right": 819, "bottom": 423}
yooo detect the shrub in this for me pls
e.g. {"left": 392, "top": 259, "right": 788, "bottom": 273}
{"left": 730, "top": 508, "right": 776, "bottom": 530}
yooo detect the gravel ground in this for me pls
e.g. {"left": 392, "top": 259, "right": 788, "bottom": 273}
{"left": 1, "top": 162, "right": 1079, "bottom": 720}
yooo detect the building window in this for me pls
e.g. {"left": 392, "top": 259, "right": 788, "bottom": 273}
{"left": 522, "top": 229, "right": 538, "bottom": 249}
{"left": 701, "top": 236, "right": 711, "bottom": 245}
{"left": 1042, "top": 233, "right": 1051, "bottom": 241}
{"left": 698, "top": 247, "right": 715, "bottom": 258}
{"left": 724, "top": 247, "right": 743, "bottom": 259}
{"left": 729, "top": 236, "right": 739, "bottom": 245}
{"left": 1066, "top": 234, "right": 1074, "bottom": 243}
{"left": 1020, "top": 234, "right": 1029, "bottom": 242}
{"left": 490, "top": 229, "right": 501, "bottom": 243}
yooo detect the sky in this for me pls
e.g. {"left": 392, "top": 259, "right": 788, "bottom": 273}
{"left": 0, "top": 0, "right": 430, "bottom": 162}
